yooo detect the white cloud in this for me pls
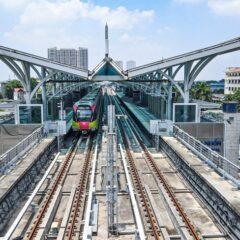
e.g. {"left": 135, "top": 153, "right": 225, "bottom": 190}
{"left": 3, "top": 0, "right": 154, "bottom": 69}
{"left": 208, "top": 0, "right": 240, "bottom": 15}
{"left": 17, "top": 0, "right": 154, "bottom": 30}
{"left": 0, "top": 0, "right": 31, "bottom": 8}
{"left": 175, "top": 0, "right": 204, "bottom": 3}
{"left": 175, "top": 0, "right": 240, "bottom": 16}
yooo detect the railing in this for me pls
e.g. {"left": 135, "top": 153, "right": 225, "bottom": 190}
{"left": 173, "top": 125, "right": 240, "bottom": 187}
{"left": 0, "top": 126, "right": 43, "bottom": 174}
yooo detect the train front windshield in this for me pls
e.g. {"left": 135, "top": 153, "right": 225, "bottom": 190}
{"left": 77, "top": 106, "right": 92, "bottom": 121}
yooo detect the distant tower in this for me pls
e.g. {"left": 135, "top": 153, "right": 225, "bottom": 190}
{"left": 126, "top": 60, "right": 136, "bottom": 70}
{"left": 105, "top": 23, "right": 109, "bottom": 57}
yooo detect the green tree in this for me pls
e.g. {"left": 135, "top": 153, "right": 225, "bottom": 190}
{"left": 190, "top": 82, "right": 212, "bottom": 101}
{"left": 30, "top": 77, "right": 39, "bottom": 91}
{"left": 5, "top": 78, "right": 39, "bottom": 100}
{"left": 5, "top": 80, "right": 22, "bottom": 99}
{"left": 224, "top": 90, "right": 240, "bottom": 111}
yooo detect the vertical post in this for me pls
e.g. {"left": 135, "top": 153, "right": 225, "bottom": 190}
{"left": 23, "top": 63, "right": 31, "bottom": 104}
{"left": 106, "top": 105, "right": 118, "bottom": 235}
{"left": 167, "top": 68, "right": 173, "bottom": 120}
{"left": 41, "top": 68, "right": 47, "bottom": 122}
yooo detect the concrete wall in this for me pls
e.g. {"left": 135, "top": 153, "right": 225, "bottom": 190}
{"left": 0, "top": 124, "right": 41, "bottom": 155}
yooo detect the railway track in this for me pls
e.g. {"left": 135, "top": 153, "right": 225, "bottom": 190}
{"left": 131, "top": 122, "right": 201, "bottom": 240}
{"left": 26, "top": 133, "right": 81, "bottom": 239}
{"left": 113, "top": 95, "right": 201, "bottom": 240}
{"left": 118, "top": 120, "right": 161, "bottom": 239}
{"left": 7, "top": 88, "right": 229, "bottom": 240}
{"left": 64, "top": 133, "right": 95, "bottom": 239}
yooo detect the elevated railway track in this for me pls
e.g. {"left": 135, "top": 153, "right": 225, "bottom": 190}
{"left": 0, "top": 88, "right": 239, "bottom": 240}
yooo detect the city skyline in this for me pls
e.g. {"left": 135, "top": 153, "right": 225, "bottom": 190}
{"left": 0, "top": 0, "right": 240, "bottom": 81}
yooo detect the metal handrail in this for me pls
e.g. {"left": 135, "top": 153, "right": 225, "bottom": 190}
{"left": 173, "top": 125, "right": 240, "bottom": 187}
{"left": 0, "top": 126, "right": 43, "bottom": 174}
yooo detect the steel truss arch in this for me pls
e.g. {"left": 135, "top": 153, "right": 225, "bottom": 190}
{"left": 47, "top": 82, "right": 94, "bottom": 102}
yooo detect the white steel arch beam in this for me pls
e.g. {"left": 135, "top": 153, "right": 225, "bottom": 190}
{"left": 47, "top": 82, "right": 93, "bottom": 102}
{"left": 30, "top": 71, "right": 57, "bottom": 100}
{"left": 0, "top": 46, "right": 88, "bottom": 78}
{"left": 0, "top": 57, "right": 25, "bottom": 84}
{"left": 158, "top": 69, "right": 185, "bottom": 98}
{"left": 127, "top": 37, "right": 240, "bottom": 78}
{"left": 172, "top": 64, "right": 184, "bottom": 79}
{"left": 7, "top": 58, "right": 26, "bottom": 83}
{"left": 30, "top": 64, "right": 42, "bottom": 80}
{"left": 188, "top": 56, "right": 215, "bottom": 89}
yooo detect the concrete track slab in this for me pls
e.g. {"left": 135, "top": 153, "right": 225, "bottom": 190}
{"left": 0, "top": 138, "right": 54, "bottom": 201}
{"left": 163, "top": 136, "right": 240, "bottom": 216}
{"left": 175, "top": 192, "right": 222, "bottom": 235}
{"left": 152, "top": 193, "right": 177, "bottom": 235}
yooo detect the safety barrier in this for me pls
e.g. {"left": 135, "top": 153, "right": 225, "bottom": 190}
{"left": 0, "top": 126, "right": 43, "bottom": 174}
{"left": 173, "top": 125, "right": 240, "bottom": 186}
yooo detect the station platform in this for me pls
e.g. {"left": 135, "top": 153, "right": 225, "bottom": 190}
{"left": 117, "top": 94, "right": 158, "bottom": 132}
{"left": 0, "top": 137, "right": 55, "bottom": 202}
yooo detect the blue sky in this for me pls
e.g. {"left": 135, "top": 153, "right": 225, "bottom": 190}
{"left": 0, "top": 0, "right": 240, "bottom": 81}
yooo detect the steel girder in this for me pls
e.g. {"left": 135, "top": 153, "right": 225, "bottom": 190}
{"left": 128, "top": 56, "right": 215, "bottom": 102}
{"left": 47, "top": 81, "right": 94, "bottom": 101}
{"left": 117, "top": 82, "right": 168, "bottom": 100}
{"left": 0, "top": 56, "right": 87, "bottom": 103}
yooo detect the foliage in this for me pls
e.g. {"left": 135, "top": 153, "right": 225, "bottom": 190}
{"left": 213, "top": 88, "right": 224, "bottom": 94}
{"left": 31, "top": 77, "right": 38, "bottom": 91}
{"left": 5, "top": 80, "right": 22, "bottom": 99}
{"left": 172, "top": 85, "right": 181, "bottom": 102}
{"left": 224, "top": 90, "right": 240, "bottom": 111}
{"left": 190, "top": 82, "right": 212, "bottom": 101}
{"left": 5, "top": 78, "right": 39, "bottom": 99}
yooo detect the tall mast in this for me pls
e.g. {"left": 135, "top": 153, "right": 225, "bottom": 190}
{"left": 105, "top": 23, "right": 109, "bottom": 57}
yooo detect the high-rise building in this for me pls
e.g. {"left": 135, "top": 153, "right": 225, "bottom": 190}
{"left": 115, "top": 60, "right": 123, "bottom": 69}
{"left": 224, "top": 67, "right": 240, "bottom": 94}
{"left": 77, "top": 48, "right": 88, "bottom": 70}
{"left": 59, "top": 48, "right": 77, "bottom": 67}
{"left": 48, "top": 47, "right": 59, "bottom": 62}
{"left": 47, "top": 47, "right": 88, "bottom": 70}
{"left": 126, "top": 60, "right": 136, "bottom": 70}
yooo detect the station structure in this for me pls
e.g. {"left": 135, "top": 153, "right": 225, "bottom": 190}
{"left": 0, "top": 24, "right": 240, "bottom": 120}
{"left": 0, "top": 24, "right": 240, "bottom": 240}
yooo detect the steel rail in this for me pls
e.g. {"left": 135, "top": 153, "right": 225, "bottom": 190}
{"left": 117, "top": 118, "right": 161, "bottom": 239}
{"left": 82, "top": 143, "right": 98, "bottom": 240}
{"left": 119, "top": 144, "right": 146, "bottom": 240}
{"left": 64, "top": 133, "right": 95, "bottom": 239}
{"left": 131, "top": 125, "right": 201, "bottom": 240}
{"left": 113, "top": 94, "right": 200, "bottom": 240}
{"left": 26, "top": 133, "right": 80, "bottom": 239}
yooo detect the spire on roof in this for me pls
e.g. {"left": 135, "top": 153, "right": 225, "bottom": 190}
{"left": 105, "top": 23, "right": 109, "bottom": 57}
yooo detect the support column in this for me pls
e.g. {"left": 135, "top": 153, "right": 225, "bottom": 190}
{"left": 167, "top": 68, "right": 173, "bottom": 120}
{"left": 167, "top": 83, "right": 172, "bottom": 120}
{"left": 22, "top": 62, "right": 31, "bottom": 104}
{"left": 183, "top": 63, "right": 192, "bottom": 104}
{"left": 41, "top": 68, "right": 47, "bottom": 121}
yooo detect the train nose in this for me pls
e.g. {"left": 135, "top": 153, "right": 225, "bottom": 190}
{"left": 79, "top": 122, "right": 89, "bottom": 130}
